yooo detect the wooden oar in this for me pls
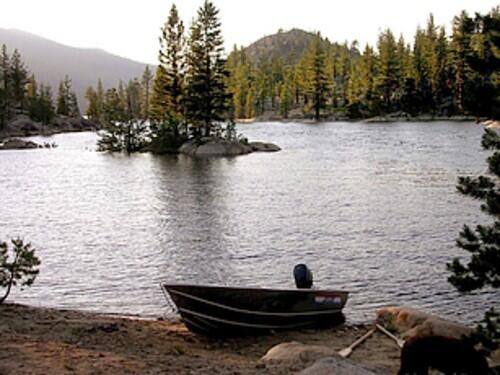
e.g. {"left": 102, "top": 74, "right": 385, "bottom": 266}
{"left": 376, "top": 324, "right": 405, "bottom": 348}
{"left": 338, "top": 327, "right": 376, "bottom": 358}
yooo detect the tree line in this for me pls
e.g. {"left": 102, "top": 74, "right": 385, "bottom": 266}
{"left": 0, "top": 45, "right": 81, "bottom": 130}
{"left": 89, "top": 3, "right": 498, "bottom": 153}
{"left": 227, "top": 8, "right": 499, "bottom": 120}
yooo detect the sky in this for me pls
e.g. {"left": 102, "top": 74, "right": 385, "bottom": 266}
{"left": 1, "top": 0, "right": 498, "bottom": 65}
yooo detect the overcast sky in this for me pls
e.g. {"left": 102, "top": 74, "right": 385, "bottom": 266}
{"left": 1, "top": 0, "right": 498, "bottom": 65}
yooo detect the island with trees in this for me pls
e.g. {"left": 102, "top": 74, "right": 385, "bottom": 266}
{"left": 92, "top": 1, "right": 280, "bottom": 156}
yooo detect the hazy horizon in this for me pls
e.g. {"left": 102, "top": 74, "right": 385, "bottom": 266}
{"left": 1, "top": 0, "right": 498, "bottom": 65}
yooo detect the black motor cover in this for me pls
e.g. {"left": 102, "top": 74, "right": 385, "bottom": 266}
{"left": 293, "top": 264, "right": 313, "bottom": 289}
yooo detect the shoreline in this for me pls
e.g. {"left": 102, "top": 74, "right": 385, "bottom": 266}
{"left": 0, "top": 302, "right": 401, "bottom": 374}
{"left": 236, "top": 115, "right": 481, "bottom": 124}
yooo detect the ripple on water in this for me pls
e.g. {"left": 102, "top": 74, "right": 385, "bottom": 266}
{"left": 0, "top": 124, "right": 498, "bottom": 324}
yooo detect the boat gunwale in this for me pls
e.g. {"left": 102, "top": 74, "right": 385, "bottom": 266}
{"left": 162, "top": 282, "right": 349, "bottom": 295}
{"left": 164, "top": 287, "right": 347, "bottom": 317}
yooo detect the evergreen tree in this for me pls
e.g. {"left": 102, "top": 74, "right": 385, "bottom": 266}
{"left": 56, "top": 75, "right": 78, "bottom": 117}
{"left": 374, "top": 29, "right": 399, "bottom": 113}
{"left": 26, "top": 74, "right": 39, "bottom": 120}
{"left": 141, "top": 65, "right": 153, "bottom": 120}
{"left": 465, "top": 9, "right": 500, "bottom": 118}
{"left": 245, "top": 87, "right": 256, "bottom": 119}
{"left": 85, "top": 86, "right": 100, "bottom": 123}
{"left": 38, "top": 84, "right": 55, "bottom": 125}
{"left": 9, "top": 49, "right": 28, "bottom": 114}
{"left": 347, "top": 44, "right": 376, "bottom": 117}
{"left": 0, "top": 45, "right": 12, "bottom": 129}
{"left": 448, "top": 128, "right": 500, "bottom": 343}
{"left": 450, "top": 11, "right": 475, "bottom": 114}
{"left": 184, "top": 0, "right": 231, "bottom": 138}
{"left": 150, "top": 4, "right": 185, "bottom": 125}
{"left": 305, "top": 34, "right": 329, "bottom": 120}
{"left": 279, "top": 69, "right": 293, "bottom": 119}
{"left": 56, "top": 77, "right": 69, "bottom": 116}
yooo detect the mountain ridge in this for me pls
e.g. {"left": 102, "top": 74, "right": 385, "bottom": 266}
{"left": 0, "top": 28, "right": 152, "bottom": 111}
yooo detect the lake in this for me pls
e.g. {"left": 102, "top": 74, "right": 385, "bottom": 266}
{"left": 0, "top": 121, "right": 497, "bottom": 324}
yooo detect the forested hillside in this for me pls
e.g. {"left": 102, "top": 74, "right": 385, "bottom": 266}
{"left": 227, "top": 9, "right": 499, "bottom": 120}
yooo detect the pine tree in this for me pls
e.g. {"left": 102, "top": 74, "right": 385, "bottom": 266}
{"left": 56, "top": 75, "right": 79, "bottom": 116}
{"left": 245, "top": 87, "right": 256, "bottom": 119}
{"left": 26, "top": 74, "right": 38, "bottom": 120}
{"left": 450, "top": 11, "right": 475, "bottom": 114}
{"left": 347, "top": 44, "right": 376, "bottom": 117}
{"left": 465, "top": 9, "right": 500, "bottom": 118}
{"left": 141, "top": 65, "right": 153, "bottom": 120}
{"left": 305, "top": 34, "right": 329, "bottom": 120}
{"left": 448, "top": 128, "right": 500, "bottom": 343}
{"left": 184, "top": 0, "right": 231, "bottom": 138}
{"left": 150, "top": 4, "right": 185, "bottom": 124}
{"left": 9, "top": 49, "right": 28, "bottom": 114}
{"left": 0, "top": 45, "right": 12, "bottom": 129}
{"left": 56, "top": 78, "right": 69, "bottom": 116}
{"left": 279, "top": 69, "right": 293, "bottom": 119}
{"left": 374, "top": 29, "right": 399, "bottom": 113}
{"left": 85, "top": 86, "right": 100, "bottom": 123}
{"left": 38, "top": 84, "right": 55, "bottom": 125}
{"left": 97, "top": 85, "right": 148, "bottom": 153}
{"left": 96, "top": 79, "right": 104, "bottom": 117}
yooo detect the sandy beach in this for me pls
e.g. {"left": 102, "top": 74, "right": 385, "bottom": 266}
{"left": 0, "top": 303, "right": 401, "bottom": 374}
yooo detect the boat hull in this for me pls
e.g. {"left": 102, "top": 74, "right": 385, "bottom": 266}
{"left": 161, "top": 284, "right": 348, "bottom": 336}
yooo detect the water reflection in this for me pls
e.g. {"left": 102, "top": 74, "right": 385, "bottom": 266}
{"left": 151, "top": 156, "right": 238, "bottom": 285}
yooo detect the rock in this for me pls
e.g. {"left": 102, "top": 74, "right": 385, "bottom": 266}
{"left": 4, "top": 115, "right": 43, "bottom": 136}
{"left": 51, "top": 115, "right": 97, "bottom": 132}
{"left": 178, "top": 139, "right": 252, "bottom": 157}
{"left": 376, "top": 306, "right": 473, "bottom": 340}
{"left": 0, "top": 138, "right": 41, "bottom": 150}
{"left": 299, "top": 356, "right": 387, "bottom": 375}
{"left": 261, "top": 341, "right": 337, "bottom": 364}
{"left": 249, "top": 141, "right": 281, "bottom": 152}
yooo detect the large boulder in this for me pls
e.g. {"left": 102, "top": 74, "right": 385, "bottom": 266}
{"left": 0, "top": 138, "right": 41, "bottom": 150}
{"left": 179, "top": 139, "right": 252, "bottom": 157}
{"left": 300, "top": 357, "right": 387, "bottom": 375}
{"left": 261, "top": 341, "right": 337, "bottom": 364}
{"left": 4, "top": 115, "right": 43, "bottom": 136}
{"left": 249, "top": 141, "right": 281, "bottom": 152}
{"left": 51, "top": 116, "right": 98, "bottom": 132}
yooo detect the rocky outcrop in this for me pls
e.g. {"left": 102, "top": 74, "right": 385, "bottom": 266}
{"left": 179, "top": 139, "right": 252, "bottom": 157}
{"left": 300, "top": 356, "right": 387, "bottom": 375}
{"left": 0, "top": 115, "right": 98, "bottom": 139}
{"left": 51, "top": 115, "right": 97, "bottom": 133}
{"left": 178, "top": 138, "right": 280, "bottom": 157}
{"left": 0, "top": 138, "right": 41, "bottom": 150}
{"left": 249, "top": 141, "right": 281, "bottom": 152}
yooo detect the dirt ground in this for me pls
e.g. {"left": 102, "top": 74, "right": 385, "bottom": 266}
{"left": 0, "top": 303, "right": 402, "bottom": 375}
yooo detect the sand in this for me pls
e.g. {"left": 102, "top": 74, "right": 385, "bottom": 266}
{"left": 0, "top": 303, "right": 401, "bottom": 374}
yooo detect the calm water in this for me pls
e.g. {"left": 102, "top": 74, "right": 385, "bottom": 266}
{"left": 0, "top": 121, "right": 497, "bottom": 323}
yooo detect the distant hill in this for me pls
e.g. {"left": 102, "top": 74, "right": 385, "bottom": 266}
{"left": 0, "top": 29, "right": 152, "bottom": 111}
{"left": 244, "top": 28, "right": 318, "bottom": 64}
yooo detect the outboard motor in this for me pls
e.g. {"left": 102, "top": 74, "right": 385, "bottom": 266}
{"left": 293, "top": 264, "right": 313, "bottom": 289}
